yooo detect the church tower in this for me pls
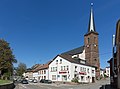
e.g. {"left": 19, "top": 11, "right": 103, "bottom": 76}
{"left": 84, "top": 3, "right": 100, "bottom": 78}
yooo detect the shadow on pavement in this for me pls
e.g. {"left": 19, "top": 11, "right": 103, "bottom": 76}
{"left": 99, "top": 84, "right": 117, "bottom": 89}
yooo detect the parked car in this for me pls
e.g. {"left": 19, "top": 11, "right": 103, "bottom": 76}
{"left": 40, "top": 79, "right": 52, "bottom": 84}
{"left": 32, "top": 79, "right": 38, "bottom": 83}
{"left": 21, "top": 80, "right": 28, "bottom": 84}
{"left": 40, "top": 79, "right": 45, "bottom": 83}
{"left": 28, "top": 79, "right": 33, "bottom": 83}
{"left": 45, "top": 80, "right": 52, "bottom": 84}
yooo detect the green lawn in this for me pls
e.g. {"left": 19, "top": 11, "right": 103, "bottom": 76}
{"left": 0, "top": 80, "right": 12, "bottom": 85}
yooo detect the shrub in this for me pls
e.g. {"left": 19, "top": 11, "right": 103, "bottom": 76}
{"left": 71, "top": 77, "right": 79, "bottom": 83}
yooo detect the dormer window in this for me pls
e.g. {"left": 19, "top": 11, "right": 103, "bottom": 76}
{"left": 56, "top": 60, "right": 58, "bottom": 64}
{"left": 60, "top": 59, "right": 62, "bottom": 64}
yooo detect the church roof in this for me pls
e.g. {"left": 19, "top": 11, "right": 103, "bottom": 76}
{"left": 61, "top": 46, "right": 84, "bottom": 55}
{"left": 59, "top": 54, "right": 95, "bottom": 67}
{"left": 88, "top": 3, "right": 96, "bottom": 32}
{"left": 59, "top": 54, "right": 81, "bottom": 64}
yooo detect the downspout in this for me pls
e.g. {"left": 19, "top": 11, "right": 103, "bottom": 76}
{"left": 112, "top": 35, "right": 116, "bottom": 76}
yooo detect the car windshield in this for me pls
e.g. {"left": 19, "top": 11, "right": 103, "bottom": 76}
{"left": 23, "top": 80, "right": 27, "bottom": 82}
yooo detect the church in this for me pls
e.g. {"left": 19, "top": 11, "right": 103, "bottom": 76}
{"left": 24, "top": 3, "right": 100, "bottom": 83}
{"left": 60, "top": 3, "right": 100, "bottom": 79}
{"left": 48, "top": 3, "right": 100, "bottom": 82}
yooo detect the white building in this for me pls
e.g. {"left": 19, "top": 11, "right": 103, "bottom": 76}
{"left": 104, "top": 66, "right": 110, "bottom": 77}
{"left": 32, "top": 62, "right": 50, "bottom": 81}
{"left": 49, "top": 54, "right": 95, "bottom": 83}
{"left": 23, "top": 69, "right": 34, "bottom": 80}
{"left": 33, "top": 71, "right": 39, "bottom": 80}
{"left": 100, "top": 69, "right": 104, "bottom": 78}
{"left": 37, "top": 63, "right": 49, "bottom": 80}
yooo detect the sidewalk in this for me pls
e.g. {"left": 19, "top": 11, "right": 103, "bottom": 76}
{"left": 100, "top": 84, "right": 117, "bottom": 89}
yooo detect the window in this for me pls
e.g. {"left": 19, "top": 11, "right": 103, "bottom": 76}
{"left": 67, "top": 66, "right": 69, "bottom": 70}
{"left": 61, "top": 66, "right": 63, "bottom": 71}
{"left": 51, "top": 67, "right": 52, "bottom": 72}
{"left": 61, "top": 66, "right": 69, "bottom": 71}
{"left": 92, "top": 70, "right": 94, "bottom": 73}
{"left": 80, "top": 67, "right": 82, "bottom": 72}
{"left": 64, "top": 66, "right": 65, "bottom": 70}
{"left": 81, "top": 76, "right": 84, "bottom": 81}
{"left": 51, "top": 67, "right": 57, "bottom": 72}
{"left": 84, "top": 68, "right": 86, "bottom": 72}
{"left": 53, "top": 67, "right": 55, "bottom": 71}
{"left": 56, "top": 60, "right": 58, "bottom": 64}
{"left": 60, "top": 59, "right": 62, "bottom": 64}
{"left": 88, "top": 38, "right": 90, "bottom": 43}
{"left": 44, "top": 70, "right": 46, "bottom": 74}
{"left": 40, "top": 71, "right": 41, "bottom": 74}
{"left": 83, "top": 67, "right": 85, "bottom": 71}
{"left": 94, "top": 59, "right": 97, "bottom": 61}
{"left": 87, "top": 68, "right": 89, "bottom": 73}
{"left": 75, "top": 66, "right": 77, "bottom": 68}
{"left": 38, "top": 77, "right": 40, "bottom": 80}
{"left": 74, "top": 74, "right": 77, "bottom": 78}
{"left": 52, "top": 75, "right": 56, "bottom": 80}
{"left": 44, "top": 76, "right": 46, "bottom": 79}
{"left": 55, "top": 67, "right": 57, "bottom": 71}
{"left": 94, "top": 37, "right": 96, "bottom": 43}
{"left": 75, "top": 66, "right": 77, "bottom": 71}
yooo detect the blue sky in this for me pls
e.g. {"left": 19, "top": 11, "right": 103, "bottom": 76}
{"left": 0, "top": 0, "right": 120, "bottom": 68}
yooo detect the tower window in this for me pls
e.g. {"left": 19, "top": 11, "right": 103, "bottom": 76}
{"left": 88, "top": 38, "right": 90, "bottom": 43}
{"left": 94, "top": 59, "right": 97, "bottom": 61}
{"left": 94, "top": 37, "right": 96, "bottom": 43}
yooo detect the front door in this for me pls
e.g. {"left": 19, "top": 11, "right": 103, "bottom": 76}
{"left": 62, "top": 75, "right": 67, "bottom": 81}
{"left": 92, "top": 77, "right": 95, "bottom": 83}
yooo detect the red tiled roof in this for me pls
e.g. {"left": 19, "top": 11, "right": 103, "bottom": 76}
{"left": 33, "top": 61, "right": 52, "bottom": 72}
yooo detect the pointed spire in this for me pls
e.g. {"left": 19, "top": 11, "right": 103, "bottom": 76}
{"left": 88, "top": 3, "right": 96, "bottom": 32}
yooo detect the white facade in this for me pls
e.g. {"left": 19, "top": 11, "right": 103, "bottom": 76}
{"left": 72, "top": 63, "right": 95, "bottom": 83}
{"left": 33, "top": 72, "right": 39, "bottom": 80}
{"left": 49, "top": 56, "right": 72, "bottom": 82}
{"left": 23, "top": 71, "right": 33, "bottom": 80}
{"left": 49, "top": 55, "right": 95, "bottom": 83}
{"left": 100, "top": 69, "right": 104, "bottom": 78}
{"left": 32, "top": 69, "right": 49, "bottom": 81}
{"left": 38, "top": 69, "right": 49, "bottom": 80}
{"left": 105, "top": 67, "right": 110, "bottom": 77}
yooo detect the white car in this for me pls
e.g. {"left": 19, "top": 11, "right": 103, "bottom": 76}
{"left": 32, "top": 79, "right": 38, "bottom": 83}
{"left": 28, "top": 79, "right": 33, "bottom": 82}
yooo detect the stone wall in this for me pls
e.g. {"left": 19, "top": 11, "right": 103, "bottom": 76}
{"left": 0, "top": 83, "right": 15, "bottom": 89}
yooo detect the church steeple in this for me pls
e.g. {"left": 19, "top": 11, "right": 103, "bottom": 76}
{"left": 84, "top": 3, "right": 100, "bottom": 78}
{"left": 88, "top": 3, "right": 96, "bottom": 32}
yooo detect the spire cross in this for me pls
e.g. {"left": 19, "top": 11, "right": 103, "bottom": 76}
{"left": 91, "top": 2, "right": 93, "bottom": 6}
{"left": 88, "top": 2, "right": 95, "bottom": 32}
